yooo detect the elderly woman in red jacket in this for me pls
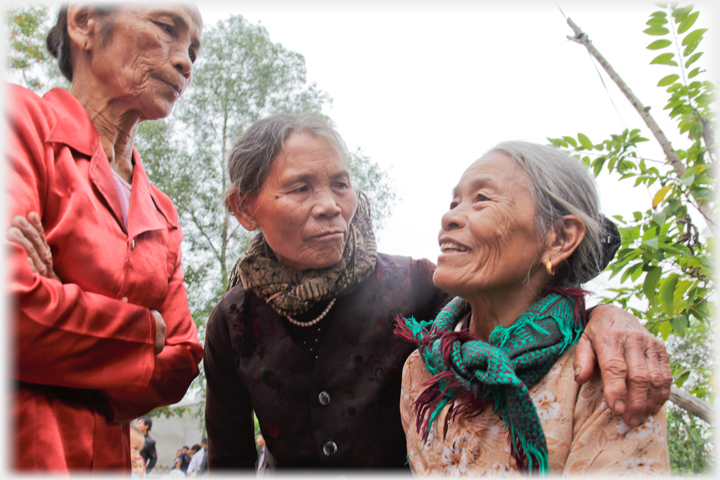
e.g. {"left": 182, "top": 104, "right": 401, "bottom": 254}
{"left": 5, "top": 4, "right": 204, "bottom": 472}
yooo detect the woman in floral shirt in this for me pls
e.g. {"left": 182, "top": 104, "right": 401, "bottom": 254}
{"left": 398, "top": 141, "right": 670, "bottom": 476}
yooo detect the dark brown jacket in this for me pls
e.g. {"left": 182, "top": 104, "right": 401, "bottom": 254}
{"left": 204, "top": 253, "right": 450, "bottom": 470}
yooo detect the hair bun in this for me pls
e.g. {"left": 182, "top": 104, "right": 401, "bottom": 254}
{"left": 598, "top": 216, "right": 622, "bottom": 271}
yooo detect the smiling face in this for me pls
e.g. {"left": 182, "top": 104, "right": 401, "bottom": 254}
{"left": 238, "top": 132, "right": 358, "bottom": 271}
{"left": 433, "top": 151, "right": 547, "bottom": 299}
{"left": 77, "top": 4, "right": 202, "bottom": 120}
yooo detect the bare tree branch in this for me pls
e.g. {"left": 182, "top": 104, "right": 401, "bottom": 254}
{"left": 566, "top": 17, "right": 716, "bottom": 234}
{"left": 670, "top": 386, "right": 715, "bottom": 426}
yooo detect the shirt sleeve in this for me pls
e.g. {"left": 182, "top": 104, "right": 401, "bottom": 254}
{"left": 7, "top": 88, "right": 202, "bottom": 420}
{"left": 563, "top": 376, "right": 671, "bottom": 476}
{"left": 101, "top": 255, "right": 203, "bottom": 422}
{"left": 204, "top": 298, "right": 257, "bottom": 469}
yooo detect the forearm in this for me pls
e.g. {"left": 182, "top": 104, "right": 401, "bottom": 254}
{"left": 13, "top": 246, "right": 157, "bottom": 390}
{"left": 102, "top": 265, "right": 202, "bottom": 422}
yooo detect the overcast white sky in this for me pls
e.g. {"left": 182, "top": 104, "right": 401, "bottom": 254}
{"left": 198, "top": 0, "right": 718, "bottom": 295}
{"left": 2, "top": 0, "right": 717, "bottom": 290}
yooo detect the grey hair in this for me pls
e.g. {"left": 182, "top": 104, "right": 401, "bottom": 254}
{"left": 489, "top": 141, "right": 604, "bottom": 288}
{"left": 225, "top": 113, "right": 350, "bottom": 207}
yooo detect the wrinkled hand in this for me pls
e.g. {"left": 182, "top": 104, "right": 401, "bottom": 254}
{"left": 574, "top": 304, "right": 672, "bottom": 428}
{"left": 152, "top": 309, "right": 167, "bottom": 355}
{"left": 7, "top": 212, "right": 60, "bottom": 282}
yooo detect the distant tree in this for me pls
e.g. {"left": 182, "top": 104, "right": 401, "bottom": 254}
{"left": 139, "top": 15, "right": 397, "bottom": 332}
{"left": 6, "top": 8, "right": 398, "bottom": 421}
{"left": 5, "top": 4, "right": 66, "bottom": 92}
{"left": 136, "top": 15, "right": 398, "bottom": 419}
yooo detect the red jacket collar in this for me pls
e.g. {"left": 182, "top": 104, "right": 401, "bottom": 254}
{"left": 43, "top": 88, "right": 99, "bottom": 157}
{"left": 42, "top": 87, "right": 177, "bottom": 234}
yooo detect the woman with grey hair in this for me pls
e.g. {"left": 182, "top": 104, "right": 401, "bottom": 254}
{"left": 397, "top": 141, "right": 670, "bottom": 475}
{"left": 204, "top": 116, "right": 670, "bottom": 470}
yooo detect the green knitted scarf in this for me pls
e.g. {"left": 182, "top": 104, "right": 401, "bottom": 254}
{"left": 395, "top": 289, "right": 587, "bottom": 475}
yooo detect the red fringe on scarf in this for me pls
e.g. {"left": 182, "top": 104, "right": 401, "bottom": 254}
{"left": 394, "top": 287, "right": 590, "bottom": 472}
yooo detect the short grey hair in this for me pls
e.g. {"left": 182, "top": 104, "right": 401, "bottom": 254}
{"left": 226, "top": 113, "right": 350, "bottom": 206}
{"left": 490, "top": 141, "right": 604, "bottom": 288}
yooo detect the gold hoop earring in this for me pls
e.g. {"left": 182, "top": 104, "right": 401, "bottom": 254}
{"left": 546, "top": 261, "right": 555, "bottom": 276}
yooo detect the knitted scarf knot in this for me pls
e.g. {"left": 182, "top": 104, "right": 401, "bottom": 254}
{"left": 395, "top": 288, "right": 588, "bottom": 475}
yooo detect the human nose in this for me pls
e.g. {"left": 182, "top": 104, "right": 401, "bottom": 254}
{"left": 311, "top": 189, "right": 342, "bottom": 218}
{"left": 440, "top": 204, "right": 467, "bottom": 231}
{"left": 172, "top": 46, "right": 193, "bottom": 80}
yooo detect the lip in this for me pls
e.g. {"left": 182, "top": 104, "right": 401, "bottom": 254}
{"left": 157, "top": 77, "right": 183, "bottom": 96}
{"left": 311, "top": 231, "right": 346, "bottom": 241}
{"left": 437, "top": 235, "right": 471, "bottom": 255}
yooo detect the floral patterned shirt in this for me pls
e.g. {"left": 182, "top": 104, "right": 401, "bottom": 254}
{"left": 400, "top": 346, "right": 670, "bottom": 476}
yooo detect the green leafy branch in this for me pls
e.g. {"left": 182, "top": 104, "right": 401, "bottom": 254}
{"left": 553, "top": 4, "right": 715, "bottom": 426}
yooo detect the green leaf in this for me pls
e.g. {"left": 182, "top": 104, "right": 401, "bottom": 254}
{"left": 675, "top": 370, "right": 691, "bottom": 388}
{"left": 643, "top": 267, "right": 663, "bottom": 300}
{"left": 644, "top": 26, "right": 670, "bottom": 36}
{"left": 577, "top": 133, "right": 593, "bottom": 150}
{"left": 643, "top": 237, "right": 659, "bottom": 250}
{"left": 647, "top": 39, "right": 672, "bottom": 50}
{"left": 673, "top": 5, "right": 693, "bottom": 22}
{"left": 592, "top": 157, "right": 606, "bottom": 177}
{"left": 646, "top": 17, "right": 668, "bottom": 27}
{"left": 650, "top": 52, "right": 676, "bottom": 65}
{"left": 677, "top": 11, "right": 699, "bottom": 34}
{"left": 562, "top": 136, "right": 578, "bottom": 148}
{"left": 682, "top": 164, "right": 705, "bottom": 178}
{"left": 684, "top": 41, "right": 701, "bottom": 56}
{"left": 682, "top": 28, "right": 708, "bottom": 47}
{"left": 657, "top": 74, "right": 679, "bottom": 87}
{"left": 685, "top": 52, "right": 703, "bottom": 69}
{"left": 670, "top": 315, "right": 689, "bottom": 335}
{"left": 680, "top": 174, "right": 695, "bottom": 186}
{"left": 548, "top": 137, "right": 568, "bottom": 148}
{"left": 652, "top": 211, "right": 667, "bottom": 226}
{"left": 659, "top": 274, "right": 679, "bottom": 316}
{"left": 657, "top": 320, "right": 672, "bottom": 340}
{"left": 688, "top": 67, "right": 701, "bottom": 79}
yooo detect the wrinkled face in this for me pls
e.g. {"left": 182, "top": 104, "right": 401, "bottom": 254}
{"left": 246, "top": 132, "right": 357, "bottom": 271}
{"left": 433, "top": 151, "right": 544, "bottom": 297}
{"left": 87, "top": 5, "right": 202, "bottom": 119}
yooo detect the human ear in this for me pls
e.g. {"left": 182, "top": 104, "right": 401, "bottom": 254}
{"left": 543, "top": 215, "right": 586, "bottom": 272}
{"left": 66, "top": 4, "right": 99, "bottom": 52}
{"left": 227, "top": 187, "right": 258, "bottom": 231}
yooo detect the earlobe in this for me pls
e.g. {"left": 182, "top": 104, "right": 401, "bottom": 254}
{"left": 544, "top": 215, "right": 587, "bottom": 268}
{"left": 228, "top": 189, "right": 258, "bottom": 231}
{"left": 66, "top": 4, "right": 97, "bottom": 52}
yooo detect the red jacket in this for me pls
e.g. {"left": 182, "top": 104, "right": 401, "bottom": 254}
{"left": 6, "top": 84, "right": 203, "bottom": 471}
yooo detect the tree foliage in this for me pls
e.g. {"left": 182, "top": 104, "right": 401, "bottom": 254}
{"left": 5, "top": 4, "right": 67, "bottom": 92}
{"left": 550, "top": 4, "right": 715, "bottom": 474}
{"left": 5, "top": 8, "right": 398, "bottom": 420}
